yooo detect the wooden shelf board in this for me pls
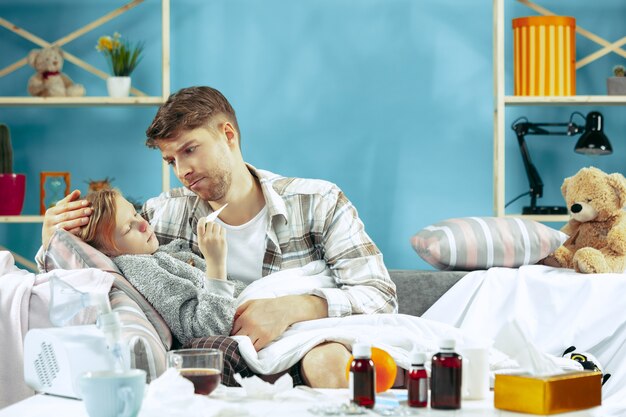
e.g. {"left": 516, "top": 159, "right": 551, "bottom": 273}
{"left": 0, "top": 96, "right": 167, "bottom": 107}
{"left": 505, "top": 95, "right": 626, "bottom": 106}
{"left": 504, "top": 214, "right": 569, "bottom": 222}
{"left": 0, "top": 215, "right": 44, "bottom": 223}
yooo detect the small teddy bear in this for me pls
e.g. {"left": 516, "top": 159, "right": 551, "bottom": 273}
{"left": 27, "top": 46, "right": 85, "bottom": 97}
{"left": 544, "top": 166, "right": 626, "bottom": 274}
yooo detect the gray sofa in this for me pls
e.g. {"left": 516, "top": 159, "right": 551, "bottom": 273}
{"left": 389, "top": 270, "right": 469, "bottom": 316}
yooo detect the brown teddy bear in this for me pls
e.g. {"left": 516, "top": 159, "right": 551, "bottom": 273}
{"left": 544, "top": 166, "right": 626, "bottom": 274}
{"left": 27, "top": 46, "right": 85, "bottom": 97}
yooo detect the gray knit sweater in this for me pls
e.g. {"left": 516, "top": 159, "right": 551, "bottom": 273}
{"left": 113, "top": 239, "right": 246, "bottom": 345}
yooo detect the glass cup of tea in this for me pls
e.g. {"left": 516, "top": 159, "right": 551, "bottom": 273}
{"left": 167, "top": 348, "right": 223, "bottom": 395}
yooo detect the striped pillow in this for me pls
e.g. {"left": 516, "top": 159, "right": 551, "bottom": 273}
{"left": 410, "top": 217, "right": 567, "bottom": 271}
{"left": 43, "top": 229, "right": 173, "bottom": 350}
{"left": 42, "top": 229, "right": 119, "bottom": 273}
{"left": 109, "top": 288, "right": 167, "bottom": 382}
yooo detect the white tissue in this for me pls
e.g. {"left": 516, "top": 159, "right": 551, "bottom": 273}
{"left": 494, "top": 320, "right": 580, "bottom": 376}
{"left": 233, "top": 373, "right": 293, "bottom": 399}
{"left": 139, "top": 369, "right": 247, "bottom": 417}
{"left": 144, "top": 368, "right": 195, "bottom": 409}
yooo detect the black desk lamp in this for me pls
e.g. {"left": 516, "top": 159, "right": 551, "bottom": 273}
{"left": 510, "top": 111, "right": 613, "bottom": 215}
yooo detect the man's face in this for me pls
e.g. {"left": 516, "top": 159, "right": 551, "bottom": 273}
{"left": 157, "top": 126, "right": 233, "bottom": 202}
{"left": 109, "top": 195, "right": 159, "bottom": 256}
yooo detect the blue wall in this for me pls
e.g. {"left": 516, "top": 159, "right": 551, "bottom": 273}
{"left": 1, "top": 0, "right": 625, "bottom": 270}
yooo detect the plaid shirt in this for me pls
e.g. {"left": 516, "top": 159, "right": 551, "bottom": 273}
{"left": 142, "top": 165, "right": 397, "bottom": 317}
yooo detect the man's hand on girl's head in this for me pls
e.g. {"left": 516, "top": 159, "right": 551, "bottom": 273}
{"left": 41, "top": 189, "right": 92, "bottom": 249}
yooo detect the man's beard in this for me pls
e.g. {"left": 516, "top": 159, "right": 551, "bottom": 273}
{"left": 192, "top": 169, "right": 232, "bottom": 202}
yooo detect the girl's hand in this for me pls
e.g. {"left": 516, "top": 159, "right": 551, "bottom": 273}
{"left": 197, "top": 218, "right": 227, "bottom": 279}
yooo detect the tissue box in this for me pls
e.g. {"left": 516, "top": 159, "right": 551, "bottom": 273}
{"left": 494, "top": 371, "right": 601, "bottom": 415}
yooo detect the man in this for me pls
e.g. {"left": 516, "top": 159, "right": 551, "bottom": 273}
{"left": 40, "top": 86, "right": 397, "bottom": 387}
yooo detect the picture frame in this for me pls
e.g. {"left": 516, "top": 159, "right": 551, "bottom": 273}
{"left": 40, "top": 171, "right": 70, "bottom": 215}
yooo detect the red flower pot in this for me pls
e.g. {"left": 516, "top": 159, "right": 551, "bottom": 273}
{"left": 0, "top": 173, "right": 26, "bottom": 215}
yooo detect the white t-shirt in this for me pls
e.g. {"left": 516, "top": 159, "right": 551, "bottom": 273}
{"left": 216, "top": 206, "right": 268, "bottom": 284}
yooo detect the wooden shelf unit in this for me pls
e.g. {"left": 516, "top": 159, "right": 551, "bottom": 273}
{"left": 504, "top": 95, "right": 626, "bottom": 106}
{"left": 0, "top": 215, "right": 45, "bottom": 223}
{"left": 493, "top": 0, "right": 626, "bottom": 219}
{"left": 0, "top": 0, "right": 171, "bottom": 233}
{"left": 0, "top": 97, "right": 166, "bottom": 107}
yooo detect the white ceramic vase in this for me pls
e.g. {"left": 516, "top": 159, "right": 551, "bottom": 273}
{"left": 106, "top": 76, "right": 131, "bottom": 97}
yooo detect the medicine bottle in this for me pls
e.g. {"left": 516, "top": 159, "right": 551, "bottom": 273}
{"left": 407, "top": 351, "right": 428, "bottom": 408}
{"left": 349, "top": 343, "right": 376, "bottom": 409}
{"left": 430, "top": 338, "right": 462, "bottom": 409}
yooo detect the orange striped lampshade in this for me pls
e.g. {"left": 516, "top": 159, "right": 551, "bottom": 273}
{"left": 512, "top": 16, "right": 576, "bottom": 96}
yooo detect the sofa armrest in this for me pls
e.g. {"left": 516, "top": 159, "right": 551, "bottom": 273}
{"left": 389, "top": 270, "right": 468, "bottom": 317}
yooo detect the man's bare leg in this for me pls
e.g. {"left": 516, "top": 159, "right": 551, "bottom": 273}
{"left": 301, "top": 342, "right": 351, "bottom": 388}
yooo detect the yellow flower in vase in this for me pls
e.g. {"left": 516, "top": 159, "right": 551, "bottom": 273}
{"left": 96, "top": 36, "right": 114, "bottom": 53}
{"left": 95, "top": 32, "right": 143, "bottom": 77}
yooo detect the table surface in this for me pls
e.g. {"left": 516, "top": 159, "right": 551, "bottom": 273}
{"left": 0, "top": 388, "right": 607, "bottom": 417}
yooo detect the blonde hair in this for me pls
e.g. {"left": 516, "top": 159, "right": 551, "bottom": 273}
{"left": 79, "top": 189, "right": 121, "bottom": 254}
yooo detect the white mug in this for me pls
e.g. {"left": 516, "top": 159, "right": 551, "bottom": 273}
{"left": 461, "top": 347, "right": 489, "bottom": 400}
{"left": 78, "top": 369, "right": 146, "bottom": 417}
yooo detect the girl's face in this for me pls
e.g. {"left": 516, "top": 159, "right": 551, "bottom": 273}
{"left": 107, "top": 195, "right": 159, "bottom": 256}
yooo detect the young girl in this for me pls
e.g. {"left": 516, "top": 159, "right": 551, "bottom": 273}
{"left": 80, "top": 189, "right": 353, "bottom": 388}
{"left": 79, "top": 188, "right": 245, "bottom": 345}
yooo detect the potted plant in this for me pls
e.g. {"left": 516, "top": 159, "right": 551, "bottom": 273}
{"left": 0, "top": 124, "right": 26, "bottom": 215}
{"left": 96, "top": 32, "right": 144, "bottom": 97}
{"left": 607, "top": 64, "right": 626, "bottom": 95}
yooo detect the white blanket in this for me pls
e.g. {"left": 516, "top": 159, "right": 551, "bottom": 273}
{"left": 422, "top": 265, "right": 626, "bottom": 406}
{"left": 235, "top": 260, "right": 336, "bottom": 305}
{"left": 231, "top": 261, "right": 502, "bottom": 376}
{"left": 0, "top": 251, "right": 114, "bottom": 409}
